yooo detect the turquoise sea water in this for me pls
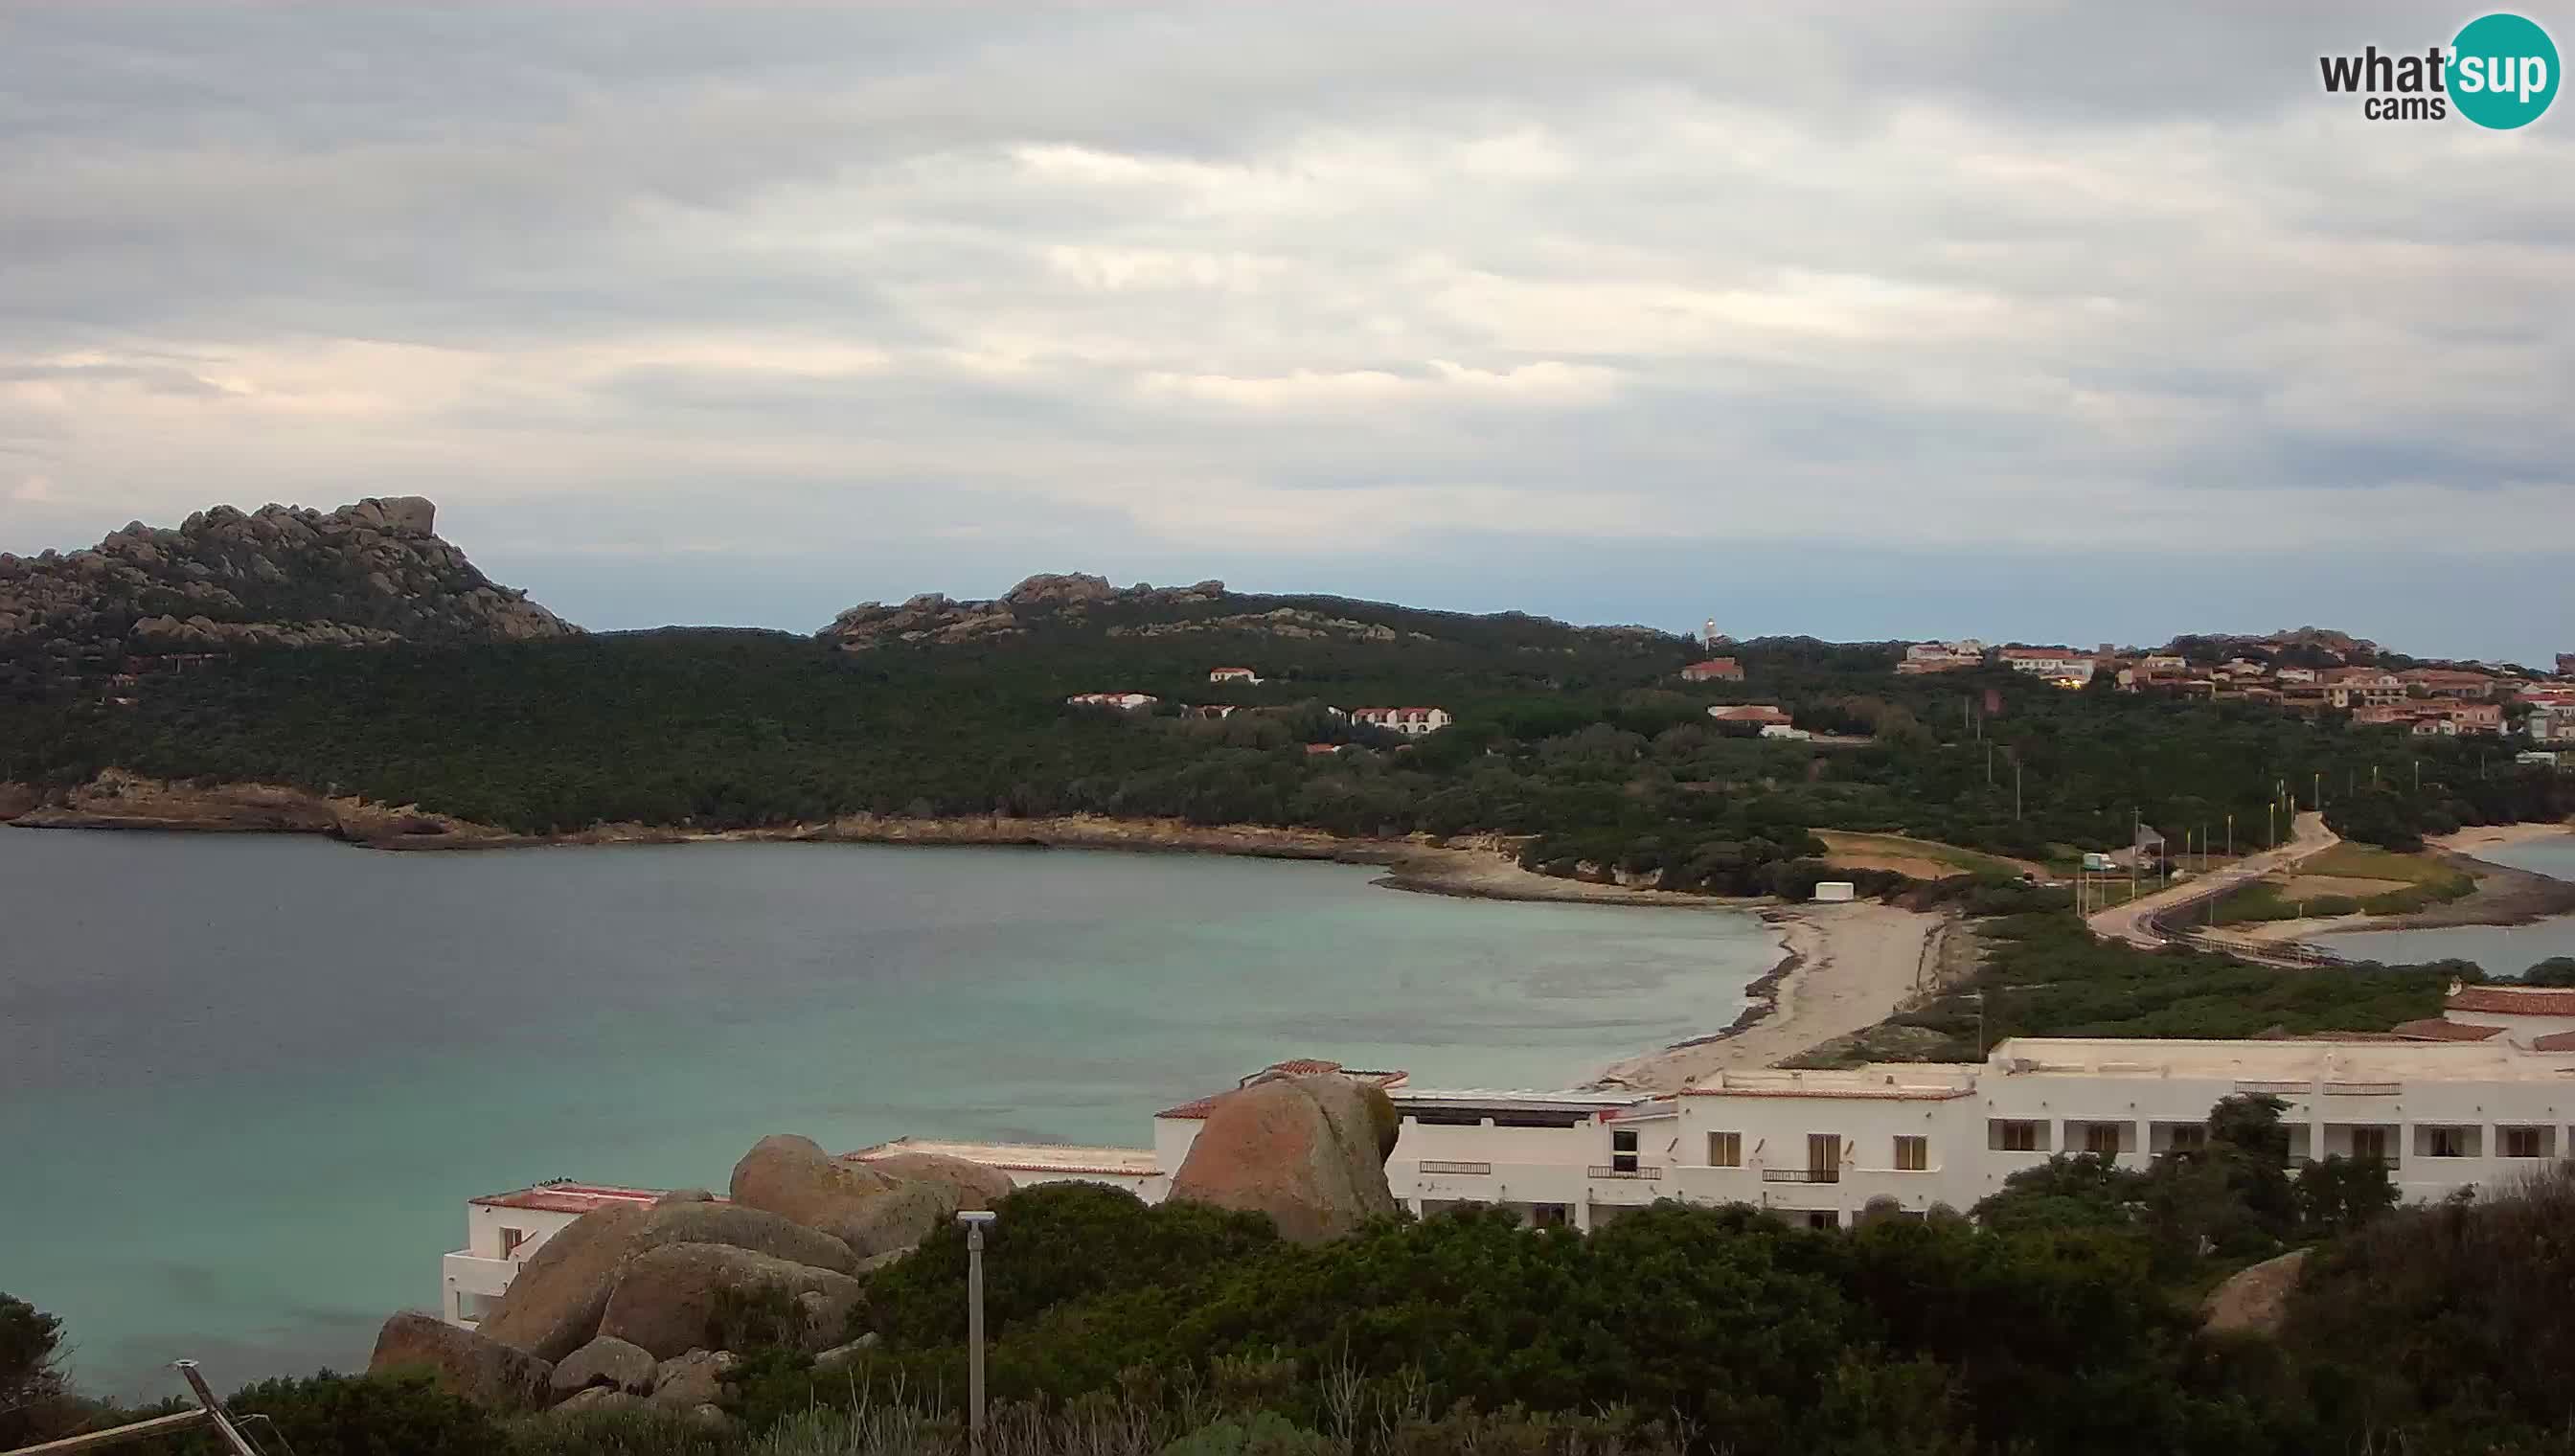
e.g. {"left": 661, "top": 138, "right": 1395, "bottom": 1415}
{"left": 0, "top": 830, "right": 1775, "bottom": 1398}
{"left": 2324, "top": 832, "right": 2575, "bottom": 974}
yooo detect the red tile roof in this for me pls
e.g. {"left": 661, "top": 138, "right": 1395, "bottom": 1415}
{"left": 2388, "top": 1017, "right": 2505, "bottom": 1041}
{"left": 2448, "top": 986, "right": 2575, "bottom": 1016}
{"left": 2532, "top": 1031, "right": 2575, "bottom": 1052}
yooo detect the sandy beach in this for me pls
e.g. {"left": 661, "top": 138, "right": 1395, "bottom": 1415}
{"left": 1591, "top": 900, "right": 1951, "bottom": 1093}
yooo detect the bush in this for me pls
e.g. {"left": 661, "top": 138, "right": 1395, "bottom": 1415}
{"left": 863, "top": 1182, "right": 1280, "bottom": 1346}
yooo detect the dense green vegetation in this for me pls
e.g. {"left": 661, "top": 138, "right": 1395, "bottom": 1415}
{"left": 1803, "top": 912, "right": 2451, "bottom": 1065}
{"left": 5, "top": 596, "right": 2566, "bottom": 896}
{"left": 43, "top": 1090, "right": 2575, "bottom": 1456}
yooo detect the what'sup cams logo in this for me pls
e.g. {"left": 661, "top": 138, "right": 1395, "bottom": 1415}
{"left": 2319, "top": 11, "right": 2559, "bottom": 126}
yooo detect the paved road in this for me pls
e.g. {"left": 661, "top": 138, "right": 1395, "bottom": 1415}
{"left": 2085, "top": 811, "right": 2337, "bottom": 950}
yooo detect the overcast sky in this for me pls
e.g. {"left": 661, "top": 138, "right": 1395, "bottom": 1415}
{"left": 3, "top": 3, "right": 2569, "bottom": 660}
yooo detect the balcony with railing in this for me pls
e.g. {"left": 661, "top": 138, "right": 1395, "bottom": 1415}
{"left": 1759, "top": 1168, "right": 1842, "bottom": 1184}
{"left": 1585, "top": 1163, "right": 1665, "bottom": 1180}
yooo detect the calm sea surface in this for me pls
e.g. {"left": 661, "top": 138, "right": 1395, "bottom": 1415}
{"left": 2325, "top": 832, "right": 2575, "bottom": 973}
{"left": 0, "top": 830, "right": 1774, "bottom": 1398}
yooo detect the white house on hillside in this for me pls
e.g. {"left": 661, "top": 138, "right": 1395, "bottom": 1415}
{"left": 1350, "top": 707, "right": 1451, "bottom": 736}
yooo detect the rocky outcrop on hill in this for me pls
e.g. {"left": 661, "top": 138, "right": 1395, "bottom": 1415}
{"left": 480, "top": 1202, "right": 652, "bottom": 1362}
{"left": 1167, "top": 1073, "right": 1400, "bottom": 1243}
{"left": 550, "top": 1335, "right": 658, "bottom": 1399}
{"left": 368, "top": 1311, "right": 556, "bottom": 1410}
{"left": 2202, "top": 1248, "right": 2310, "bottom": 1336}
{"left": 729, "top": 1133, "right": 961, "bottom": 1257}
{"left": 596, "top": 1242, "right": 865, "bottom": 1359}
{"left": 627, "top": 1200, "right": 861, "bottom": 1275}
{"left": 859, "top": 1150, "right": 1014, "bottom": 1210}
{"left": 821, "top": 573, "right": 1226, "bottom": 649}
{"left": 0, "top": 496, "right": 576, "bottom": 674}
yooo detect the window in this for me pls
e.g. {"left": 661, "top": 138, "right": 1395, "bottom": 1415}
{"left": 1708, "top": 1131, "right": 1742, "bottom": 1168}
{"left": 1610, "top": 1127, "right": 1638, "bottom": 1174}
{"left": 1894, "top": 1135, "right": 1927, "bottom": 1172}
{"left": 2168, "top": 1125, "right": 2207, "bottom": 1153}
{"left": 2427, "top": 1126, "right": 2469, "bottom": 1158}
{"left": 1808, "top": 1133, "right": 1841, "bottom": 1182}
{"left": 2083, "top": 1123, "right": 2123, "bottom": 1156}
{"left": 2502, "top": 1126, "right": 2545, "bottom": 1159}
{"left": 1994, "top": 1120, "right": 2040, "bottom": 1152}
{"left": 498, "top": 1226, "right": 527, "bottom": 1259}
{"left": 1804, "top": 1210, "right": 1840, "bottom": 1231}
{"left": 454, "top": 1290, "right": 502, "bottom": 1324}
{"left": 1530, "top": 1204, "right": 1570, "bottom": 1229}
{"left": 2350, "top": 1127, "right": 2387, "bottom": 1162}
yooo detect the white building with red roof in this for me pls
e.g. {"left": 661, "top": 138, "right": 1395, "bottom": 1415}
{"left": 1996, "top": 648, "right": 2094, "bottom": 686}
{"left": 1349, "top": 706, "right": 1451, "bottom": 736}
{"left": 444, "top": 1182, "right": 666, "bottom": 1327}
{"left": 443, "top": 1029, "right": 2575, "bottom": 1316}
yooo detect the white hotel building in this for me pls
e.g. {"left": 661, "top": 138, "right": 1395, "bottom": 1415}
{"left": 442, "top": 987, "right": 2575, "bottom": 1323}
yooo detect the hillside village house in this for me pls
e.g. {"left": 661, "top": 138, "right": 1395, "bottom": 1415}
{"left": 1350, "top": 706, "right": 1451, "bottom": 736}
{"left": 1065, "top": 692, "right": 1158, "bottom": 711}
{"left": 1897, "top": 642, "right": 1984, "bottom": 674}
{"left": 1679, "top": 657, "right": 1744, "bottom": 683}
{"left": 1707, "top": 704, "right": 1795, "bottom": 729}
{"left": 1208, "top": 667, "right": 1263, "bottom": 684}
{"left": 1998, "top": 648, "right": 2093, "bottom": 686}
{"left": 2324, "top": 670, "right": 2407, "bottom": 709}
{"left": 2531, "top": 705, "right": 2575, "bottom": 743}
{"left": 2400, "top": 668, "right": 2499, "bottom": 699}
{"left": 2355, "top": 702, "right": 2504, "bottom": 736}
{"left": 442, "top": 990, "right": 2575, "bottom": 1322}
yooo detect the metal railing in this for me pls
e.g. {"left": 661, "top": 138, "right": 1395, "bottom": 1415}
{"left": 1417, "top": 1159, "right": 1493, "bottom": 1175}
{"left": 1585, "top": 1164, "right": 1664, "bottom": 1180}
{"left": 1759, "top": 1168, "right": 1842, "bottom": 1184}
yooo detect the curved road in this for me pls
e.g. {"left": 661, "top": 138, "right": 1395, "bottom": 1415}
{"left": 2085, "top": 811, "right": 2336, "bottom": 950}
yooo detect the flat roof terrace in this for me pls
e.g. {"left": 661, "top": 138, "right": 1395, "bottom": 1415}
{"left": 845, "top": 1137, "right": 1160, "bottom": 1179}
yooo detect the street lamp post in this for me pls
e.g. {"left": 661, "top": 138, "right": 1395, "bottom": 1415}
{"left": 958, "top": 1210, "right": 997, "bottom": 1453}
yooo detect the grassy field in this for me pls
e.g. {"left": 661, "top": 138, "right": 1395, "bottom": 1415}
{"left": 2212, "top": 845, "right": 2476, "bottom": 925}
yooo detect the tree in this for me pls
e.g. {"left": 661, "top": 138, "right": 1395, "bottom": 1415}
{"left": 0, "top": 1293, "right": 69, "bottom": 1448}
{"left": 2519, "top": 956, "right": 2575, "bottom": 988}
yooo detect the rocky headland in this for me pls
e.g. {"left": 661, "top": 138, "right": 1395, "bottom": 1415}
{"left": 0, "top": 495, "right": 576, "bottom": 679}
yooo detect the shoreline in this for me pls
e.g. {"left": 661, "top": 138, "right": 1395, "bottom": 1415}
{"left": 2221, "top": 825, "right": 2575, "bottom": 948}
{"left": 0, "top": 773, "right": 1738, "bottom": 912}
{"left": 1589, "top": 900, "right": 1952, "bottom": 1094}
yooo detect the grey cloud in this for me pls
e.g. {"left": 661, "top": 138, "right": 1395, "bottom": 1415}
{"left": 0, "top": 3, "right": 2568, "bottom": 655}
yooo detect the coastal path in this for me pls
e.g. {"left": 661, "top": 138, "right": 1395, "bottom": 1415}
{"left": 2085, "top": 812, "right": 2339, "bottom": 962}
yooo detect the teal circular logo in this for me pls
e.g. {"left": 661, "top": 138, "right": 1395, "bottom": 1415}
{"left": 2450, "top": 12, "right": 2559, "bottom": 128}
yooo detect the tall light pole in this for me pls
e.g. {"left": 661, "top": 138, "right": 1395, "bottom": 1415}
{"left": 958, "top": 1210, "right": 997, "bottom": 1453}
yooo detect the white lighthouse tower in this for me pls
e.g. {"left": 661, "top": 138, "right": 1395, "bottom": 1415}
{"left": 1702, "top": 618, "right": 1720, "bottom": 648}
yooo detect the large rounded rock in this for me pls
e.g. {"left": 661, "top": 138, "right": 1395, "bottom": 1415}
{"left": 861, "top": 1150, "right": 1015, "bottom": 1210}
{"left": 1167, "top": 1074, "right": 1399, "bottom": 1244}
{"left": 650, "top": 1349, "right": 741, "bottom": 1409}
{"left": 478, "top": 1202, "right": 649, "bottom": 1362}
{"left": 368, "top": 1310, "right": 554, "bottom": 1410}
{"left": 2202, "top": 1247, "right": 2310, "bottom": 1336}
{"left": 833, "top": 1178, "right": 960, "bottom": 1258}
{"left": 730, "top": 1134, "right": 959, "bottom": 1255}
{"left": 629, "top": 1200, "right": 859, "bottom": 1275}
{"left": 598, "top": 1242, "right": 864, "bottom": 1359}
{"left": 550, "top": 1334, "right": 657, "bottom": 1398}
